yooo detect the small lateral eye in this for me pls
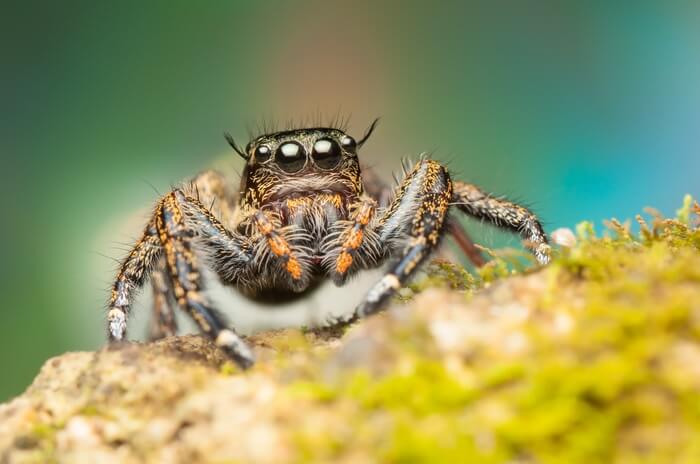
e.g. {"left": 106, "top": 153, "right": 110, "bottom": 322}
{"left": 340, "top": 135, "right": 357, "bottom": 151}
{"left": 275, "top": 141, "right": 306, "bottom": 173}
{"left": 312, "top": 138, "right": 342, "bottom": 169}
{"left": 254, "top": 145, "right": 271, "bottom": 162}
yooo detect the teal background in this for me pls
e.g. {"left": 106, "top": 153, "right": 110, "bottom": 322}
{"left": 2, "top": 1, "right": 698, "bottom": 401}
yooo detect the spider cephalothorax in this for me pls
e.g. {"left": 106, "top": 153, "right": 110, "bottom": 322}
{"left": 107, "top": 121, "right": 550, "bottom": 368}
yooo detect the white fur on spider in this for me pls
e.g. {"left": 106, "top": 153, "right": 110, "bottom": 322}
{"left": 379, "top": 159, "right": 428, "bottom": 243}
{"left": 108, "top": 307, "right": 127, "bottom": 340}
{"left": 114, "top": 293, "right": 128, "bottom": 307}
{"left": 216, "top": 329, "right": 254, "bottom": 361}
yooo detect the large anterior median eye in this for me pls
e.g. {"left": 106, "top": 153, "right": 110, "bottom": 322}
{"left": 275, "top": 141, "right": 306, "bottom": 173}
{"left": 312, "top": 138, "right": 342, "bottom": 169}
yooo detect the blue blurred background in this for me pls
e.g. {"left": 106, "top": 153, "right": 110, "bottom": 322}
{"left": 2, "top": 1, "right": 698, "bottom": 401}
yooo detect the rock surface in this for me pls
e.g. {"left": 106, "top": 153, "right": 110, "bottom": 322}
{"left": 1, "top": 200, "right": 700, "bottom": 463}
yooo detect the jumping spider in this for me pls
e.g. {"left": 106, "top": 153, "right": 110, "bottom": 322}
{"left": 107, "top": 121, "right": 550, "bottom": 368}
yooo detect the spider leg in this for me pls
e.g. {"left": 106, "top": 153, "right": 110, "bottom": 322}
{"left": 447, "top": 219, "right": 486, "bottom": 267}
{"left": 107, "top": 219, "right": 162, "bottom": 342}
{"left": 324, "top": 197, "right": 380, "bottom": 285}
{"left": 363, "top": 163, "right": 486, "bottom": 266}
{"left": 107, "top": 188, "right": 255, "bottom": 369}
{"left": 147, "top": 170, "right": 237, "bottom": 340}
{"left": 148, "top": 260, "right": 178, "bottom": 341}
{"left": 251, "top": 210, "right": 310, "bottom": 291}
{"left": 452, "top": 181, "right": 550, "bottom": 264}
{"left": 329, "top": 159, "right": 452, "bottom": 325}
{"left": 157, "top": 190, "right": 254, "bottom": 368}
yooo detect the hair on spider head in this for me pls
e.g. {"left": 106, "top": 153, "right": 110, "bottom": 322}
{"left": 357, "top": 117, "right": 380, "bottom": 147}
{"left": 224, "top": 132, "right": 249, "bottom": 160}
{"left": 226, "top": 117, "right": 378, "bottom": 159}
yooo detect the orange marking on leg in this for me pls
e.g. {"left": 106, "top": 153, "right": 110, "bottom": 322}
{"left": 253, "top": 211, "right": 303, "bottom": 280}
{"left": 286, "top": 258, "right": 302, "bottom": 280}
{"left": 257, "top": 220, "right": 273, "bottom": 235}
{"left": 333, "top": 199, "right": 376, "bottom": 276}
{"left": 336, "top": 251, "right": 353, "bottom": 274}
{"left": 343, "top": 229, "right": 364, "bottom": 250}
{"left": 268, "top": 236, "right": 291, "bottom": 256}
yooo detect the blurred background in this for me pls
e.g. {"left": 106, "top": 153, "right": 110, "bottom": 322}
{"left": 1, "top": 1, "right": 698, "bottom": 401}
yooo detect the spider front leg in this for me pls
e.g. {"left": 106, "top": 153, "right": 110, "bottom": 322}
{"left": 452, "top": 181, "right": 550, "bottom": 264}
{"left": 157, "top": 190, "right": 255, "bottom": 368}
{"left": 333, "top": 159, "right": 453, "bottom": 325}
{"left": 363, "top": 163, "right": 486, "bottom": 266}
{"left": 147, "top": 170, "right": 238, "bottom": 341}
{"left": 107, "top": 189, "right": 255, "bottom": 369}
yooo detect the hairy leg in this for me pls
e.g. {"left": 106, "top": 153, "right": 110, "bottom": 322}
{"left": 106, "top": 186, "right": 255, "bottom": 368}
{"left": 452, "top": 181, "right": 550, "bottom": 264}
{"left": 148, "top": 170, "right": 238, "bottom": 340}
{"left": 251, "top": 210, "right": 311, "bottom": 291}
{"left": 363, "top": 163, "right": 486, "bottom": 266}
{"left": 157, "top": 189, "right": 254, "bottom": 367}
{"left": 322, "top": 197, "right": 380, "bottom": 285}
{"left": 148, "top": 262, "right": 178, "bottom": 341}
{"left": 108, "top": 219, "right": 162, "bottom": 341}
{"left": 328, "top": 159, "right": 453, "bottom": 326}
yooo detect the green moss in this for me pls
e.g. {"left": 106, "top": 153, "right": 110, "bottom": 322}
{"left": 219, "top": 361, "right": 239, "bottom": 376}
{"left": 286, "top": 197, "right": 700, "bottom": 463}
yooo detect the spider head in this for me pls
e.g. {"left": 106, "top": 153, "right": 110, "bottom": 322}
{"left": 227, "top": 120, "right": 378, "bottom": 205}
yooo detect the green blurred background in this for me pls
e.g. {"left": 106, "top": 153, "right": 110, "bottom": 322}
{"left": 2, "top": 1, "right": 698, "bottom": 401}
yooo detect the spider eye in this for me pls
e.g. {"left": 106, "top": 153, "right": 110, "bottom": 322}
{"left": 340, "top": 135, "right": 356, "bottom": 151}
{"left": 275, "top": 141, "right": 306, "bottom": 173}
{"left": 312, "top": 138, "right": 342, "bottom": 169}
{"left": 254, "top": 145, "right": 271, "bottom": 163}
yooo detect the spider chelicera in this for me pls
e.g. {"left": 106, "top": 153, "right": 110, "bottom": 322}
{"left": 107, "top": 121, "right": 549, "bottom": 368}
